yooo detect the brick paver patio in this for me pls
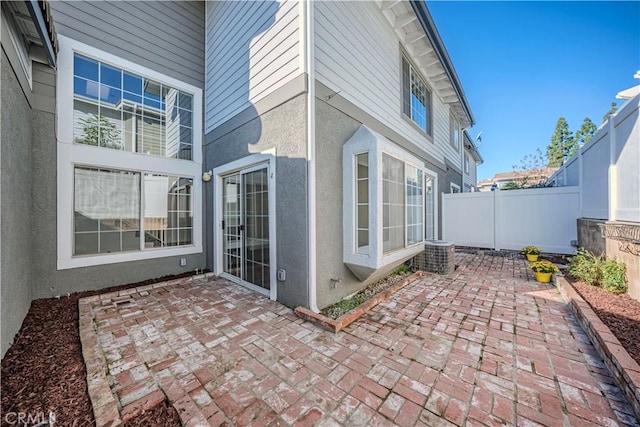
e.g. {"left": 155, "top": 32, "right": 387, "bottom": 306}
{"left": 81, "top": 252, "right": 639, "bottom": 426}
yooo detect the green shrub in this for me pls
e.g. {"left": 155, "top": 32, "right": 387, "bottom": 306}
{"left": 569, "top": 248, "right": 602, "bottom": 285}
{"left": 569, "top": 248, "right": 627, "bottom": 294}
{"left": 600, "top": 259, "right": 628, "bottom": 294}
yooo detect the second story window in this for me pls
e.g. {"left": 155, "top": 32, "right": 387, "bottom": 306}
{"left": 73, "top": 54, "right": 194, "bottom": 160}
{"left": 464, "top": 153, "right": 470, "bottom": 174}
{"left": 450, "top": 112, "right": 460, "bottom": 151}
{"left": 402, "top": 55, "right": 431, "bottom": 135}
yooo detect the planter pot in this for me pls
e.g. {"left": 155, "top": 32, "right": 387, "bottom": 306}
{"left": 535, "top": 272, "right": 552, "bottom": 283}
{"left": 527, "top": 254, "right": 539, "bottom": 262}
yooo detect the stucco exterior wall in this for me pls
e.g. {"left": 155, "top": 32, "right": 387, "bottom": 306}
{"left": 1, "top": 50, "right": 33, "bottom": 357}
{"left": 204, "top": 94, "right": 309, "bottom": 309}
{"left": 314, "top": 98, "right": 364, "bottom": 309}
{"left": 606, "top": 238, "right": 640, "bottom": 301}
{"left": 577, "top": 218, "right": 606, "bottom": 256}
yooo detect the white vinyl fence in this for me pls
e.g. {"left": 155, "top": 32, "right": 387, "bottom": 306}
{"left": 442, "top": 186, "right": 580, "bottom": 254}
{"left": 550, "top": 95, "right": 640, "bottom": 222}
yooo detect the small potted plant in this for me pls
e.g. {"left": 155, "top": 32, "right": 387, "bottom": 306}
{"left": 521, "top": 246, "right": 541, "bottom": 262}
{"left": 528, "top": 260, "right": 559, "bottom": 283}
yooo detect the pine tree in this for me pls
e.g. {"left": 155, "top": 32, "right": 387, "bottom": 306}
{"left": 602, "top": 102, "right": 618, "bottom": 123}
{"left": 547, "top": 117, "right": 573, "bottom": 167}
{"left": 573, "top": 117, "right": 597, "bottom": 150}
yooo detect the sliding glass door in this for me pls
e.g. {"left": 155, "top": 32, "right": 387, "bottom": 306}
{"left": 222, "top": 166, "right": 270, "bottom": 291}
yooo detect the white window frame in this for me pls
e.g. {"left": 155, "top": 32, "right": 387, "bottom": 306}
{"left": 450, "top": 182, "right": 461, "bottom": 194}
{"left": 401, "top": 54, "right": 432, "bottom": 136}
{"left": 464, "top": 153, "right": 470, "bottom": 175}
{"left": 212, "top": 151, "right": 277, "bottom": 301}
{"left": 423, "top": 168, "right": 438, "bottom": 241}
{"left": 450, "top": 112, "right": 460, "bottom": 152}
{"left": 344, "top": 127, "right": 426, "bottom": 279}
{"left": 56, "top": 36, "right": 203, "bottom": 269}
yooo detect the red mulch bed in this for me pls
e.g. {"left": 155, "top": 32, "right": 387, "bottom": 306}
{"left": 566, "top": 276, "right": 640, "bottom": 365}
{"left": 1, "top": 272, "right": 207, "bottom": 427}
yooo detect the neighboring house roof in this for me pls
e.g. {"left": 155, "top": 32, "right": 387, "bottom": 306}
{"left": 4, "top": 0, "right": 58, "bottom": 67}
{"left": 478, "top": 168, "right": 557, "bottom": 189}
{"left": 493, "top": 168, "right": 557, "bottom": 182}
{"left": 410, "top": 0, "right": 475, "bottom": 128}
{"left": 616, "top": 85, "right": 640, "bottom": 100}
{"left": 463, "top": 130, "right": 483, "bottom": 163}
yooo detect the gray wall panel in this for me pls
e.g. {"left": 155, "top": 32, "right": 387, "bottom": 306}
{"left": 204, "top": 95, "right": 308, "bottom": 309}
{"left": 1, "top": 51, "right": 33, "bottom": 357}
{"left": 50, "top": 1, "right": 205, "bottom": 88}
{"left": 31, "top": 62, "right": 56, "bottom": 113}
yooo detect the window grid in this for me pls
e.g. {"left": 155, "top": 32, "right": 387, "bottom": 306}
{"left": 382, "top": 154, "right": 406, "bottom": 253}
{"left": 144, "top": 174, "right": 193, "bottom": 249}
{"left": 73, "top": 54, "right": 193, "bottom": 160}
{"left": 406, "top": 165, "right": 424, "bottom": 246}
{"left": 243, "top": 169, "right": 270, "bottom": 290}
{"left": 74, "top": 167, "right": 141, "bottom": 256}
{"left": 73, "top": 166, "right": 193, "bottom": 256}
{"left": 223, "top": 175, "right": 242, "bottom": 278}
{"left": 402, "top": 56, "right": 431, "bottom": 134}
{"left": 355, "top": 153, "right": 369, "bottom": 254}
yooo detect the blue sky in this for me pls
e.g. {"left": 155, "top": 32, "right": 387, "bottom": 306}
{"left": 427, "top": 1, "right": 640, "bottom": 181}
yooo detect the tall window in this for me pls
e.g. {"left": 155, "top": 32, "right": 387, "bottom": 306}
{"left": 406, "top": 166, "right": 423, "bottom": 245}
{"left": 402, "top": 56, "right": 431, "bottom": 134}
{"left": 424, "top": 175, "right": 435, "bottom": 240}
{"left": 57, "top": 36, "right": 202, "bottom": 269}
{"left": 464, "top": 153, "right": 470, "bottom": 174}
{"left": 450, "top": 112, "right": 460, "bottom": 151}
{"left": 355, "top": 153, "right": 369, "bottom": 254}
{"left": 383, "top": 155, "right": 405, "bottom": 253}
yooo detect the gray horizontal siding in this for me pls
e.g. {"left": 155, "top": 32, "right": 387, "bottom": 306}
{"left": 50, "top": 1, "right": 204, "bottom": 88}
{"left": 32, "top": 62, "right": 55, "bottom": 113}
{"left": 205, "top": 0, "right": 300, "bottom": 132}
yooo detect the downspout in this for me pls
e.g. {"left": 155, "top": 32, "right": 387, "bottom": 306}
{"left": 304, "top": 0, "right": 319, "bottom": 312}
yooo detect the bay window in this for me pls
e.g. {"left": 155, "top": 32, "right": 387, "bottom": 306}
{"left": 344, "top": 126, "right": 425, "bottom": 280}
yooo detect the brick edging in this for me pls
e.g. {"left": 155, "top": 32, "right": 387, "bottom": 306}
{"left": 78, "top": 272, "right": 216, "bottom": 427}
{"left": 555, "top": 275, "right": 640, "bottom": 420}
{"left": 295, "top": 271, "right": 424, "bottom": 333}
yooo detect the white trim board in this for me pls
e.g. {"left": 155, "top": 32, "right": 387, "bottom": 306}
{"left": 212, "top": 150, "right": 278, "bottom": 301}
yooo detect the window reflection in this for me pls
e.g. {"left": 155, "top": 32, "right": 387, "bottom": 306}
{"left": 144, "top": 174, "right": 193, "bottom": 248}
{"left": 72, "top": 54, "right": 194, "bottom": 160}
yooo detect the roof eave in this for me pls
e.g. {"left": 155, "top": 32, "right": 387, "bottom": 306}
{"left": 410, "top": 0, "right": 475, "bottom": 127}
{"left": 25, "top": 0, "right": 57, "bottom": 67}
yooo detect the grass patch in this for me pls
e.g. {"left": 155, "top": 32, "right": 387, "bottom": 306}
{"left": 320, "top": 265, "right": 411, "bottom": 320}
